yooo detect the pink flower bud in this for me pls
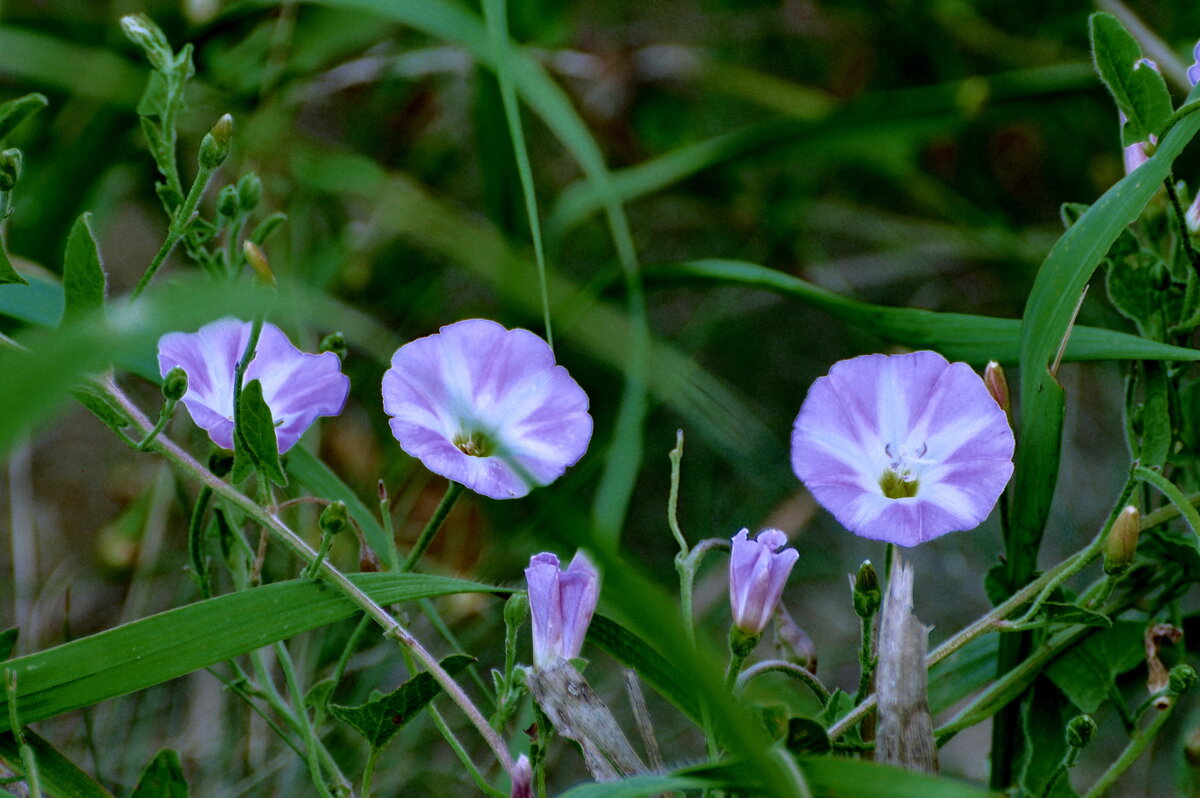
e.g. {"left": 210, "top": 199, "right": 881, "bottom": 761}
{"left": 510, "top": 754, "right": 533, "bottom": 798}
{"left": 525, "top": 551, "right": 599, "bottom": 667}
{"left": 728, "top": 528, "right": 798, "bottom": 635}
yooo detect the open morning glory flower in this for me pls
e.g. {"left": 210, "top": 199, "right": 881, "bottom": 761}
{"left": 525, "top": 551, "right": 599, "bottom": 667}
{"left": 157, "top": 317, "right": 350, "bottom": 453}
{"left": 729, "top": 528, "right": 799, "bottom": 636}
{"left": 791, "top": 351, "right": 1014, "bottom": 547}
{"left": 381, "top": 319, "right": 592, "bottom": 500}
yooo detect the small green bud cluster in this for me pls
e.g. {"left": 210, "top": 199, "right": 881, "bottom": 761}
{"left": 198, "top": 114, "right": 233, "bottom": 171}
{"left": 851, "top": 560, "right": 881, "bottom": 619}
{"left": 0, "top": 149, "right": 22, "bottom": 192}
{"left": 319, "top": 500, "right": 349, "bottom": 537}
{"left": 319, "top": 332, "right": 348, "bottom": 361}
{"left": 162, "top": 366, "right": 189, "bottom": 402}
{"left": 1065, "top": 714, "right": 1096, "bottom": 749}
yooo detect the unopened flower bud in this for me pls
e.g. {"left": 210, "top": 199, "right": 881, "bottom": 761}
{"left": 0, "top": 149, "right": 22, "bottom": 192}
{"left": 852, "top": 560, "right": 881, "bottom": 619}
{"left": 1187, "top": 192, "right": 1200, "bottom": 236}
{"left": 729, "top": 528, "right": 798, "bottom": 635}
{"left": 1104, "top": 505, "right": 1140, "bottom": 575}
{"left": 510, "top": 754, "right": 533, "bottom": 798}
{"left": 319, "top": 331, "right": 347, "bottom": 360}
{"left": 217, "top": 184, "right": 239, "bottom": 218}
{"left": 243, "top": 241, "right": 275, "bottom": 286}
{"left": 120, "top": 14, "right": 173, "bottom": 71}
{"left": 319, "top": 500, "right": 348, "bottom": 537}
{"left": 504, "top": 591, "right": 529, "bottom": 628}
{"left": 984, "top": 361, "right": 1009, "bottom": 416}
{"left": 198, "top": 114, "right": 233, "bottom": 170}
{"left": 237, "top": 172, "right": 262, "bottom": 211}
{"left": 775, "top": 605, "right": 817, "bottom": 672}
{"left": 1170, "top": 664, "right": 1199, "bottom": 696}
{"left": 1066, "top": 714, "right": 1097, "bottom": 749}
{"left": 162, "top": 366, "right": 189, "bottom": 401}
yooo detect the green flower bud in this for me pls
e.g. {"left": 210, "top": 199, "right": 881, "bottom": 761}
{"left": 504, "top": 591, "right": 529, "bottom": 628}
{"left": 198, "top": 114, "right": 233, "bottom": 170}
{"left": 162, "top": 366, "right": 189, "bottom": 401}
{"left": 243, "top": 241, "right": 276, "bottom": 286}
{"left": 319, "top": 331, "right": 347, "bottom": 360}
{"left": 216, "top": 184, "right": 239, "bottom": 218}
{"left": 1103, "top": 505, "right": 1140, "bottom": 575}
{"left": 1065, "top": 714, "right": 1097, "bottom": 749}
{"left": 852, "top": 560, "right": 881, "bottom": 619}
{"left": 0, "top": 149, "right": 22, "bottom": 192}
{"left": 237, "top": 172, "right": 262, "bottom": 212}
{"left": 120, "top": 14, "right": 173, "bottom": 71}
{"left": 319, "top": 501, "right": 348, "bottom": 537}
{"left": 984, "top": 361, "right": 1009, "bottom": 416}
{"left": 1170, "top": 664, "right": 1198, "bottom": 696}
{"left": 208, "top": 450, "right": 234, "bottom": 477}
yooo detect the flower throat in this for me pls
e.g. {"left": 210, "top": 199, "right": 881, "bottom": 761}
{"left": 879, "top": 442, "right": 923, "bottom": 499}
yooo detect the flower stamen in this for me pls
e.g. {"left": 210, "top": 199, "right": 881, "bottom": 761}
{"left": 454, "top": 429, "right": 495, "bottom": 457}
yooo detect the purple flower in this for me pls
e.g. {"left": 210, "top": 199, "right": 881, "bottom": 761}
{"left": 525, "top": 551, "right": 599, "bottom": 667}
{"left": 729, "top": 529, "right": 798, "bottom": 635}
{"left": 791, "top": 351, "right": 1015, "bottom": 547}
{"left": 157, "top": 318, "right": 349, "bottom": 453}
{"left": 381, "top": 319, "right": 592, "bottom": 500}
{"left": 1189, "top": 40, "right": 1200, "bottom": 87}
{"left": 510, "top": 754, "right": 533, "bottom": 798}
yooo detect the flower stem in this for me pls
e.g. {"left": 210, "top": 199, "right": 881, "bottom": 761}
{"left": 275, "top": 641, "right": 337, "bottom": 798}
{"left": 735, "top": 660, "right": 830, "bottom": 703}
{"left": 401, "top": 481, "right": 464, "bottom": 572}
{"left": 130, "top": 160, "right": 218, "bottom": 300}
{"left": 97, "top": 378, "right": 517, "bottom": 782}
{"left": 853, "top": 614, "right": 876, "bottom": 705}
{"left": 1081, "top": 696, "right": 1177, "bottom": 798}
{"left": 3, "top": 670, "right": 42, "bottom": 798}
{"left": 667, "top": 429, "right": 687, "bottom": 556}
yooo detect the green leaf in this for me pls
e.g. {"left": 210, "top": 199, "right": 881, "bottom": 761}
{"left": 1035, "top": 602, "right": 1112, "bottom": 629}
{"left": 0, "top": 728, "right": 113, "bottom": 797}
{"left": 0, "top": 93, "right": 47, "bottom": 142}
{"left": 1019, "top": 678, "right": 1078, "bottom": 798}
{"left": 1139, "top": 525, "right": 1200, "bottom": 602}
{"left": 1105, "top": 252, "right": 1168, "bottom": 339}
{"left": 61, "top": 212, "right": 106, "bottom": 324}
{"left": 0, "top": 629, "right": 15, "bottom": 662}
{"left": 664, "top": 259, "right": 1200, "bottom": 364}
{"left": 585, "top": 614, "right": 700, "bottom": 723}
{"left": 1090, "top": 13, "right": 1172, "bottom": 144}
{"left": 1140, "top": 363, "right": 1171, "bottom": 468}
{"left": 784, "top": 717, "right": 831, "bottom": 756}
{"left": 329, "top": 653, "right": 474, "bottom": 749}
{"left": 70, "top": 384, "right": 131, "bottom": 434}
{"left": 555, "top": 775, "right": 713, "bottom": 798}
{"left": 130, "top": 749, "right": 188, "bottom": 798}
{"left": 0, "top": 573, "right": 502, "bottom": 732}
{"left": 1045, "top": 620, "right": 1144, "bottom": 713}
{"left": 0, "top": 239, "right": 27, "bottom": 287}
{"left": 800, "top": 758, "right": 998, "bottom": 797}
{"left": 928, "top": 634, "right": 998, "bottom": 715}
{"left": 234, "top": 379, "right": 286, "bottom": 487}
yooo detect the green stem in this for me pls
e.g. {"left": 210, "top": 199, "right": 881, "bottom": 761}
{"left": 1135, "top": 465, "right": 1200, "bottom": 537}
{"left": 854, "top": 614, "right": 876, "bottom": 705}
{"left": 734, "top": 660, "right": 830, "bottom": 703}
{"left": 332, "top": 614, "right": 372, "bottom": 688}
{"left": 130, "top": 161, "right": 217, "bottom": 300}
{"left": 1164, "top": 176, "right": 1200, "bottom": 279}
{"left": 1082, "top": 697, "right": 1177, "bottom": 798}
{"left": 187, "top": 485, "right": 214, "bottom": 598}
{"left": 401, "top": 481, "right": 464, "bottom": 572}
{"left": 724, "top": 651, "right": 748, "bottom": 692}
{"left": 134, "top": 399, "right": 176, "bottom": 450}
{"left": 361, "top": 747, "right": 380, "bottom": 798}
{"left": 667, "top": 430, "right": 687, "bottom": 555}
{"left": 1039, "top": 748, "right": 1081, "bottom": 798}
{"left": 275, "top": 642, "right": 337, "bottom": 798}
{"left": 3, "top": 670, "right": 41, "bottom": 798}
{"left": 98, "top": 378, "right": 516, "bottom": 781}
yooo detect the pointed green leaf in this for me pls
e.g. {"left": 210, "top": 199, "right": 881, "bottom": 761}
{"left": 235, "top": 379, "right": 286, "bottom": 487}
{"left": 61, "top": 212, "right": 105, "bottom": 324}
{"left": 0, "top": 239, "right": 27, "bottom": 287}
{"left": 1090, "top": 13, "right": 1172, "bottom": 143}
{"left": 130, "top": 749, "right": 188, "bottom": 798}
{"left": 0, "top": 574, "right": 502, "bottom": 733}
{"left": 70, "top": 384, "right": 131, "bottom": 434}
{"left": 0, "top": 728, "right": 113, "bottom": 797}
{"left": 0, "top": 628, "right": 15, "bottom": 661}
{"left": 329, "top": 654, "right": 474, "bottom": 749}
{"left": 1045, "top": 621, "right": 1144, "bottom": 713}
{"left": 0, "top": 93, "right": 48, "bottom": 142}
{"left": 1019, "top": 679, "right": 1078, "bottom": 798}
{"left": 784, "top": 717, "right": 831, "bottom": 755}
{"left": 585, "top": 614, "right": 700, "bottom": 722}
{"left": 1036, "top": 602, "right": 1112, "bottom": 629}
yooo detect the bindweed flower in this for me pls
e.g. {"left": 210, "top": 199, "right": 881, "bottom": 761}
{"left": 525, "top": 551, "right": 599, "bottom": 667}
{"left": 728, "top": 528, "right": 799, "bottom": 636}
{"left": 510, "top": 754, "right": 533, "bottom": 798}
{"left": 1190, "top": 40, "right": 1200, "bottom": 87}
{"left": 157, "top": 318, "right": 350, "bottom": 453}
{"left": 382, "top": 319, "right": 592, "bottom": 500}
{"left": 791, "top": 351, "right": 1015, "bottom": 547}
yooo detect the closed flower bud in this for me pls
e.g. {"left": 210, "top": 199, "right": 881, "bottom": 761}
{"left": 983, "top": 361, "right": 1009, "bottom": 416}
{"left": 1066, "top": 714, "right": 1097, "bottom": 749}
{"left": 216, "top": 184, "right": 240, "bottom": 218}
{"left": 1170, "top": 664, "right": 1198, "bottom": 696}
{"left": 504, "top": 591, "right": 529, "bottom": 628}
{"left": 198, "top": 114, "right": 233, "bottom": 170}
{"left": 525, "top": 551, "right": 599, "bottom": 667}
{"left": 243, "top": 241, "right": 276, "bottom": 286}
{"left": 729, "top": 528, "right": 799, "bottom": 635}
{"left": 1104, "top": 505, "right": 1140, "bottom": 575}
{"left": 319, "top": 331, "right": 347, "bottom": 360}
{"left": 510, "top": 754, "right": 533, "bottom": 798}
{"left": 0, "top": 148, "right": 22, "bottom": 192}
{"left": 237, "top": 172, "right": 262, "bottom": 211}
{"left": 162, "top": 366, "right": 189, "bottom": 401}
{"left": 319, "top": 501, "right": 348, "bottom": 536}
{"left": 120, "top": 14, "right": 173, "bottom": 71}
{"left": 852, "top": 560, "right": 881, "bottom": 619}
{"left": 1187, "top": 191, "right": 1200, "bottom": 236}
